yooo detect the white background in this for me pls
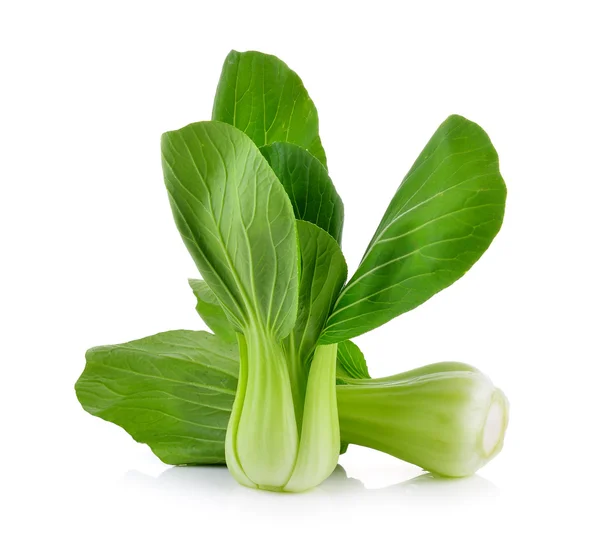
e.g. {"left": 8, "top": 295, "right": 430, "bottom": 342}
{"left": 2, "top": 1, "right": 599, "bottom": 552}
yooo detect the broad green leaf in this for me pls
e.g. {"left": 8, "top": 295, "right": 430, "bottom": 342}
{"left": 75, "top": 331, "right": 238, "bottom": 465}
{"left": 336, "top": 340, "right": 370, "bottom": 383}
{"left": 188, "top": 278, "right": 236, "bottom": 342}
{"left": 261, "top": 142, "right": 344, "bottom": 243}
{"left": 161, "top": 121, "right": 298, "bottom": 339}
{"left": 212, "top": 50, "right": 327, "bottom": 167}
{"left": 320, "top": 115, "right": 506, "bottom": 343}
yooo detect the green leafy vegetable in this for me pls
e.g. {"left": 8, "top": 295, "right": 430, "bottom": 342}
{"left": 213, "top": 50, "right": 327, "bottom": 167}
{"left": 76, "top": 49, "right": 510, "bottom": 492}
{"left": 320, "top": 115, "right": 506, "bottom": 343}
{"left": 261, "top": 142, "right": 343, "bottom": 243}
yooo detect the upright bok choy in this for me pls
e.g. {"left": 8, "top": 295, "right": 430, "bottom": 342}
{"left": 161, "top": 122, "right": 343, "bottom": 491}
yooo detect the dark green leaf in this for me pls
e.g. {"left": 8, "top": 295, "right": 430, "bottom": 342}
{"left": 162, "top": 121, "right": 298, "bottom": 339}
{"left": 75, "top": 331, "right": 238, "bottom": 465}
{"left": 320, "top": 115, "right": 506, "bottom": 343}
{"left": 282, "top": 221, "right": 346, "bottom": 413}
{"left": 261, "top": 142, "right": 343, "bottom": 243}
{"left": 286, "top": 221, "right": 347, "bottom": 361}
{"left": 212, "top": 50, "right": 327, "bottom": 167}
{"left": 188, "top": 279, "right": 236, "bottom": 342}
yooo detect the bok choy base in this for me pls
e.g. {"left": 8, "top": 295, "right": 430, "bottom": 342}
{"left": 75, "top": 332, "right": 509, "bottom": 478}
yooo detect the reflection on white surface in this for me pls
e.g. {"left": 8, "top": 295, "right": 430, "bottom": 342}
{"left": 122, "top": 463, "right": 498, "bottom": 508}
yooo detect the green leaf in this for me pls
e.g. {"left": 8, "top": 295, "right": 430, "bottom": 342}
{"left": 75, "top": 330, "right": 238, "bottom": 465}
{"left": 336, "top": 340, "right": 370, "bottom": 383}
{"left": 212, "top": 50, "right": 327, "bottom": 167}
{"left": 284, "top": 221, "right": 347, "bottom": 412}
{"left": 188, "top": 279, "right": 236, "bottom": 342}
{"left": 261, "top": 142, "right": 343, "bottom": 243}
{"left": 290, "top": 221, "right": 347, "bottom": 366}
{"left": 320, "top": 115, "right": 506, "bottom": 343}
{"left": 161, "top": 121, "right": 298, "bottom": 339}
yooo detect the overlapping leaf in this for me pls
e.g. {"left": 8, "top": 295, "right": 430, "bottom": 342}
{"left": 261, "top": 143, "right": 343, "bottom": 243}
{"left": 213, "top": 50, "right": 327, "bottom": 167}
{"left": 162, "top": 121, "right": 298, "bottom": 338}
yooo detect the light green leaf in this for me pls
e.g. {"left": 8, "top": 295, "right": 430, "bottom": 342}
{"left": 261, "top": 142, "right": 343, "bottom": 243}
{"left": 336, "top": 340, "right": 370, "bottom": 383}
{"left": 75, "top": 330, "right": 238, "bottom": 465}
{"left": 212, "top": 50, "right": 327, "bottom": 167}
{"left": 162, "top": 121, "right": 298, "bottom": 339}
{"left": 320, "top": 115, "right": 506, "bottom": 343}
{"left": 188, "top": 278, "right": 236, "bottom": 342}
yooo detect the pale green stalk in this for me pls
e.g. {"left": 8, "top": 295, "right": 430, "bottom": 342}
{"left": 226, "top": 329, "right": 339, "bottom": 492}
{"left": 337, "top": 362, "right": 509, "bottom": 477}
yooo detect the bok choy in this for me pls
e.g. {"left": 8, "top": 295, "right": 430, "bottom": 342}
{"left": 75, "top": 50, "right": 509, "bottom": 492}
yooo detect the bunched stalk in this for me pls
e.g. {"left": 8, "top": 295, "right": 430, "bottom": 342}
{"left": 284, "top": 343, "right": 339, "bottom": 492}
{"left": 226, "top": 326, "right": 339, "bottom": 492}
{"left": 336, "top": 362, "right": 509, "bottom": 477}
